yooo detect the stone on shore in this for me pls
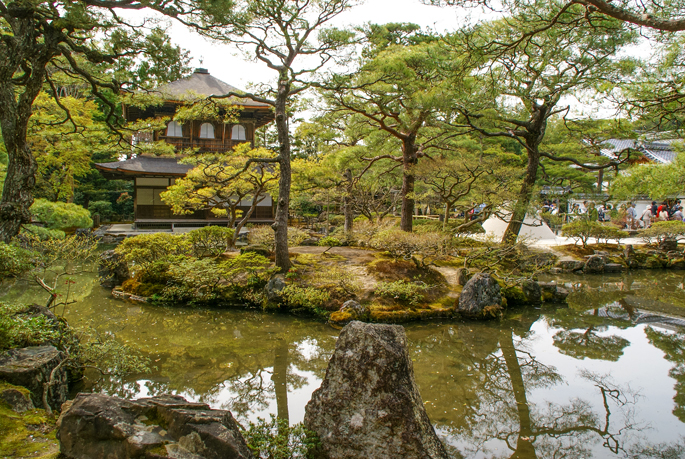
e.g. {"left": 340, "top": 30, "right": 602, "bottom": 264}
{"left": 57, "top": 393, "right": 253, "bottom": 459}
{"left": 457, "top": 273, "right": 502, "bottom": 317}
{"left": 304, "top": 321, "right": 448, "bottom": 459}
{"left": 584, "top": 255, "right": 605, "bottom": 274}
{"left": 0, "top": 346, "right": 68, "bottom": 411}
{"left": 264, "top": 274, "right": 286, "bottom": 301}
{"left": 99, "top": 249, "right": 130, "bottom": 288}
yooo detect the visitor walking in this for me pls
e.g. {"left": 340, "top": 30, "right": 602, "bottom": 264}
{"left": 640, "top": 206, "right": 653, "bottom": 228}
{"left": 625, "top": 203, "right": 636, "bottom": 230}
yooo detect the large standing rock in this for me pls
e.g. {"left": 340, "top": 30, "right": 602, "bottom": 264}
{"left": 99, "top": 249, "right": 130, "bottom": 288}
{"left": 584, "top": 255, "right": 605, "bottom": 274}
{"left": 659, "top": 238, "right": 678, "bottom": 252}
{"left": 457, "top": 273, "right": 502, "bottom": 317}
{"left": 0, "top": 345, "right": 68, "bottom": 411}
{"left": 455, "top": 268, "right": 471, "bottom": 286}
{"left": 520, "top": 280, "right": 541, "bottom": 304}
{"left": 264, "top": 274, "right": 286, "bottom": 301}
{"left": 304, "top": 321, "right": 448, "bottom": 459}
{"left": 57, "top": 393, "right": 253, "bottom": 459}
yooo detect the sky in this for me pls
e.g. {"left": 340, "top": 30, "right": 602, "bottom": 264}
{"left": 160, "top": 0, "right": 483, "bottom": 90}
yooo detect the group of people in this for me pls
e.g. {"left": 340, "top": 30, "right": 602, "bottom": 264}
{"left": 625, "top": 200, "right": 684, "bottom": 230}
{"left": 569, "top": 201, "right": 612, "bottom": 222}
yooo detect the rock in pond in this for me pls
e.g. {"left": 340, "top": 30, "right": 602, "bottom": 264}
{"left": 556, "top": 260, "right": 585, "bottom": 272}
{"left": 57, "top": 393, "right": 253, "bottom": 459}
{"left": 584, "top": 255, "right": 605, "bottom": 274}
{"left": 659, "top": 238, "right": 678, "bottom": 252}
{"left": 0, "top": 345, "right": 68, "bottom": 411}
{"left": 457, "top": 273, "right": 502, "bottom": 317}
{"left": 330, "top": 300, "right": 369, "bottom": 323}
{"left": 264, "top": 274, "right": 286, "bottom": 301}
{"left": 304, "top": 321, "right": 448, "bottom": 459}
{"left": 99, "top": 249, "right": 130, "bottom": 288}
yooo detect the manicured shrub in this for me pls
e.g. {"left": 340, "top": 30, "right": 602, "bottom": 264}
{"left": 116, "top": 233, "right": 191, "bottom": 268}
{"left": 370, "top": 229, "right": 450, "bottom": 267}
{"left": 317, "top": 236, "right": 341, "bottom": 247}
{"left": 279, "top": 285, "right": 330, "bottom": 315}
{"left": 562, "top": 220, "right": 603, "bottom": 248}
{"left": 187, "top": 226, "right": 235, "bottom": 257}
{"left": 88, "top": 200, "right": 114, "bottom": 219}
{"left": 375, "top": 280, "right": 428, "bottom": 306}
{"left": 0, "top": 242, "right": 33, "bottom": 279}
{"left": 30, "top": 198, "right": 92, "bottom": 229}
{"left": 247, "top": 226, "right": 309, "bottom": 251}
{"left": 639, "top": 221, "right": 685, "bottom": 243}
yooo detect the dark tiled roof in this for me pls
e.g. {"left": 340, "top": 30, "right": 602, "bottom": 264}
{"left": 94, "top": 156, "right": 191, "bottom": 176}
{"left": 599, "top": 138, "right": 681, "bottom": 164}
{"left": 155, "top": 69, "right": 270, "bottom": 108}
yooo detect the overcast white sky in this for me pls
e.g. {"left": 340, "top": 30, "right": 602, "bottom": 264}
{"left": 162, "top": 0, "right": 482, "bottom": 90}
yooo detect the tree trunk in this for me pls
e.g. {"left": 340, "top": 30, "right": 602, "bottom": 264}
{"left": 502, "top": 149, "right": 540, "bottom": 244}
{"left": 343, "top": 170, "right": 354, "bottom": 233}
{"left": 0, "top": 81, "right": 42, "bottom": 243}
{"left": 273, "top": 76, "right": 292, "bottom": 272}
{"left": 232, "top": 193, "right": 264, "bottom": 246}
{"left": 399, "top": 136, "right": 419, "bottom": 232}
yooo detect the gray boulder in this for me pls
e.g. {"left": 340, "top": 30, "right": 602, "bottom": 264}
{"left": 0, "top": 345, "right": 68, "bottom": 411}
{"left": 339, "top": 300, "right": 369, "bottom": 321}
{"left": 659, "top": 238, "right": 678, "bottom": 252}
{"left": 556, "top": 260, "right": 585, "bottom": 272}
{"left": 0, "top": 383, "right": 35, "bottom": 412}
{"left": 304, "top": 321, "right": 448, "bottom": 459}
{"left": 584, "top": 255, "right": 605, "bottom": 274}
{"left": 457, "top": 273, "right": 502, "bottom": 317}
{"left": 99, "top": 249, "right": 130, "bottom": 288}
{"left": 455, "top": 268, "right": 471, "bottom": 286}
{"left": 521, "top": 280, "right": 542, "bottom": 304}
{"left": 265, "top": 274, "right": 286, "bottom": 301}
{"left": 57, "top": 393, "right": 253, "bottom": 459}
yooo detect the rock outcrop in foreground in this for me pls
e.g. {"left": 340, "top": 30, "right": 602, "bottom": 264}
{"left": 304, "top": 321, "right": 448, "bottom": 459}
{"left": 457, "top": 272, "right": 502, "bottom": 317}
{"left": 0, "top": 345, "right": 68, "bottom": 411}
{"left": 57, "top": 393, "right": 253, "bottom": 459}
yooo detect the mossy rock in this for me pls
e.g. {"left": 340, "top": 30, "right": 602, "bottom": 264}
{"left": 643, "top": 256, "right": 665, "bottom": 269}
{"left": 0, "top": 394, "right": 58, "bottom": 458}
{"left": 668, "top": 258, "right": 685, "bottom": 270}
{"left": 240, "top": 244, "right": 271, "bottom": 257}
{"left": 502, "top": 285, "right": 526, "bottom": 305}
{"left": 330, "top": 309, "right": 356, "bottom": 324}
{"left": 121, "top": 278, "right": 164, "bottom": 297}
{"left": 368, "top": 304, "right": 454, "bottom": 324}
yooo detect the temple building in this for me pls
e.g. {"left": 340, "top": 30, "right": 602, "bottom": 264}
{"left": 95, "top": 68, "right": 275, "bottom": 229}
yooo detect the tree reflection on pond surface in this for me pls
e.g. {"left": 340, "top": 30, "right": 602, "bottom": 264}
{"left": 3, "top": 270, "right": 685, "bottom": 458}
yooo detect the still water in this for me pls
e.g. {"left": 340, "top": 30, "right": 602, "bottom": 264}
{"left": 3, "top": 269, "right": 685, "bottom": 458}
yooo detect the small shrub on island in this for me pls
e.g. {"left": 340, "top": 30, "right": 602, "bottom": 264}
{"left": 639, "top": 221, "right": 685, "bottom": 243}
{"left": 375, "top": 280, "right": 429, "bottom": 307}
{"left": 562, "top": 220, "right": 627, "bottom": 248}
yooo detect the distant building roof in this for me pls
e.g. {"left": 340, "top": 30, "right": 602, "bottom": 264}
{"left": 599, "top": 138, "right": 681, "bottom": 164}
{"left": 94, "top": 156, "right": 191, "bottom": 179}
{"left": 155, "top": 68, "right": 270, "bottom": 108}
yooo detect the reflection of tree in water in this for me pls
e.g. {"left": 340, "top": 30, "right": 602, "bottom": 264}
{"left": 410, "top": 311, "right": 645, "bottom": 459}
{"left": 646, "top": 328, "right": 685, "bottom": 423}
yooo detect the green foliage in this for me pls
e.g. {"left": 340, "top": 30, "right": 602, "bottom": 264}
{"left": 30, "top": 198, "right": 93, "bottom": 229}
{"left": 413, "top": 219, "right": 485, "bottom": 236}
{"left": 116, "top": 233, "right": 191, "bottom": 268}
{"left": 561, "top": 218, "right": 602, "bottom": 247}
{"left": 370, "top": 229, "right": 450, "bottom": 267}
{"left": 187, "top": 226, "right": 236, "bottom": 257}
{"left": 88, "top": 200, "right": 114, "bottom": 218}
{"left": 317, "top": 236, "right": 341, "bottom": 247}
{"left": 71, "top": 326, "right": 151, "bottom": 377}
{"left": 311, "top": 266, "right": 361, "bottom": 297}
{"left": 248, "top": 226, "right": 309, "bottom": 251}
{"left": 22, "top": 224, "right": 66, "bottom": 240}
{"left": 0, "top": 303, "right": 59, "bottom": 350}
{"left": 640, "top": 221, "right": 685, "bottom": 243}
{"left": 593, "top": 225, "right": 629, "bottom": 245}
{"left": 243, "top": 415, "right": 320, "bottom": 459}
{"left": 279, "top": 285, "right": 331, "bottom": 315}
{"left": 375, "top": 280, "right": 428, "bottom": 306}
{"left": 0, "top": 242, "right": 33, "bottom": 279}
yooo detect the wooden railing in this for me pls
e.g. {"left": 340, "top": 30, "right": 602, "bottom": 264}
{"left": 136, "top": 205, "right": 273, "bottom": 220}
{"left": 160, "top": 137, "right": 248, "bottom": 153}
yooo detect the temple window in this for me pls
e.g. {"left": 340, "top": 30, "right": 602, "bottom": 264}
{"left": 200, "top": 123, "right": 215, "bottom": 139}
{"left": 231, "top": 124, "right": 247, "bottom": 141}
{"left": 166, "top": 121, "right": 183, "bottom": 137}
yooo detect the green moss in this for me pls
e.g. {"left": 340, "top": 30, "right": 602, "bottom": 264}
{"left": 329, "top": 309, "right": 355, "bottom": 324}
{"left": 643, "top": 256, "right": 665, "bottom": 269}
{"left": 0, "top": 397, "right": 58, "bottom": 458}
{"left": 502, "top": 285, "right": 526, "bottom": 305}
{"left": 369, "top": 304, "right": 454, "bottom": 323}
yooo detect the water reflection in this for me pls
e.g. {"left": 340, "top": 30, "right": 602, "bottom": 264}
{"left": 4, "top": 271, "right": 685, "bottom": 458}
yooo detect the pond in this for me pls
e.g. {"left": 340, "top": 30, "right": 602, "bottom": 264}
{"left": 3, "top": 269, "right": 685, "bottom": 458}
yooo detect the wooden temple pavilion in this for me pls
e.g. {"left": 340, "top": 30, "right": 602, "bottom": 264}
{"left": 95, "top": 68, "right": 275, "bottom": 230}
